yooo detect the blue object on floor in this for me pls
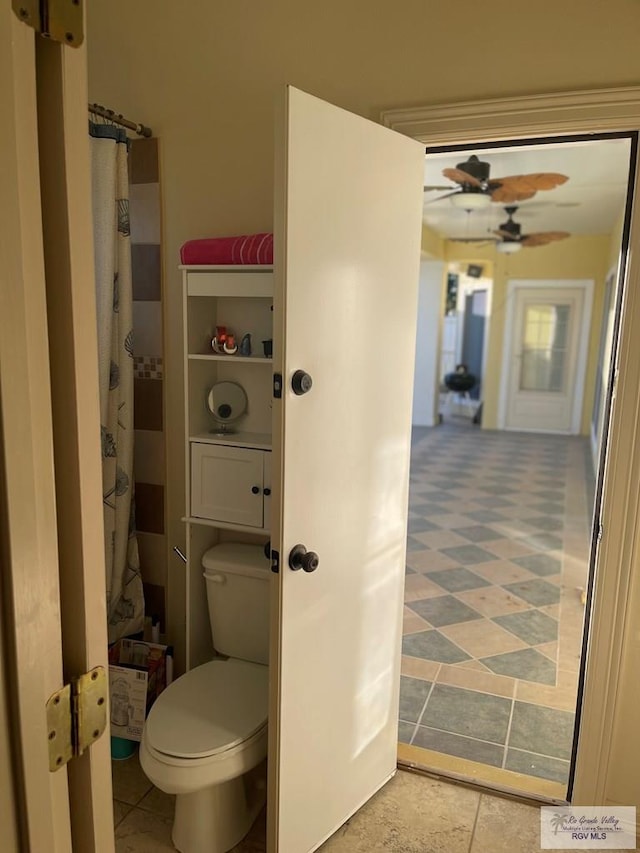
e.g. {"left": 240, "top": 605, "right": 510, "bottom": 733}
{"left": 111, "top": 736, "right": 137, "bottom": 760}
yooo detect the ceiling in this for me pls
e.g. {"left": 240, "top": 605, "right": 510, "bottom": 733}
{"left": 422, "top": 138, "right": 632, "bottom": 244}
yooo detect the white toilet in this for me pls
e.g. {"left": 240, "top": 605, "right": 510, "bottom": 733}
{"left": 139, "top": 543, "right": 270, "bottom": 853}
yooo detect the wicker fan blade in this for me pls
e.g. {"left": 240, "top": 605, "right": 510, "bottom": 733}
{"left": 490, "top": 172, "right": 567, "bottom": 192}
{"left": 521, "top": 231, "right": 571, "bottom": 248}
{"left": 489, "top": 186, "right": 537, "bottom": 203}
{"left": 442, "top": 167, "right": 483, "bottom": 188}
{"left": 424, "top": 190, "right": 460, "bottom": 204}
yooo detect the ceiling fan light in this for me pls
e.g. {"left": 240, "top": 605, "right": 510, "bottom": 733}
{"left": 450, "top": 192, "right": 492, "bottom": 211}
{"left": 497, "top": 241, "right": 522, "bottom": 254}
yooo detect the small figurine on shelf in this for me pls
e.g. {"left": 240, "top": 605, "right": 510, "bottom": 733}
{"left": 239, "top": 333, "right": 252, "bottom": 356}
{"left": 223, "top": 334, "right": 237, "bottom": 354}
{"left": 211, "top": 325, "right": 228, "bottom": 354}
{"left": 211, "top": 325, "right": 238, "bottom": 355}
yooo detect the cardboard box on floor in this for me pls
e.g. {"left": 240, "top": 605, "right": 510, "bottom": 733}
{"left": 108, "top": 639, "right": 168, "bottom": 742}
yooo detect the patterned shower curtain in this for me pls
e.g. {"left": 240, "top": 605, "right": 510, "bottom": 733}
{"left": 90, "top": 122, "right": 144, "bottom": 642}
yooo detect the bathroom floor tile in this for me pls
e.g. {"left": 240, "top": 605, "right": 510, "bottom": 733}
{"left": 115, "top": 807, "right": 175, "bottom": 851}
{"left": 318, "top": 771, "right": 479, "bottom": 853}
{"left": 436, "top": 663, "right": 515, "bottom": 699}
{"left": 523, "top": 515, "right": 564, "bottom": 532}
{"left": 508, "top": 702, "right": 575, "bottom": 759}
{"left": 402, "top": 630, "right": 471, "bottom": 664}
{"left": 493, "top": 610, "right": 558, "bottom": 646}
{"left": 440, "top": 545, "right": 496, "bottom": 566}
{"left": 408, "top": 595, "right": 483, "bottom": 627}
{"left": 405, "top": 550, "right": 460, "bottom": 574}
{"left": 503, "top": 578, "right": 561, "bottom": 607}
{"left": 421, "top": 683, "right": 512, "bottom": 744}
{"left": 398, "top": 721, "right": 415, "bottom": 744}
{"left": 114, "top": 800, "right": 134, "bottom": 829}
{"left": 504, "top": 748, "right": 570, "bottom": 784}
{"left": 480, "top": 648, "right": 557, "bottom": 685}
{"left": 512, "top": 553, "right": 562, "bottom": 577}
{"left": 137, "top": 787, "right": 175, "bottom": 819}
{"left": 112, "top": 753, "right": 153, "bottom": 806}
{"left": 407, "top": 517, "right": 440, "bottom": 534}
{"left": 518, "top": 532, "right": 564, "bottom": 552}
{"left": 455, "top": 586, "right": 529, "bottom": 618}
{"left": 452, "top": 525, "right": 503, "bottom": 543}
{"left": 425, "top": 567, "right": 490, "bottom": 593}
{"left": 440, "top": 619, "right": 527, "bottom": 659}
{"left": 470, "top": 793, "right": 546, "bottom": 853}
{"left": 398, "top": 676, "right": 431, "bottom": 723}
{"left": 411, "top": 725, "right": 504, "bottom": 767}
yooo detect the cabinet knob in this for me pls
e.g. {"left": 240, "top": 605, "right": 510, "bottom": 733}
{"left": 263, "top": 488, "right": 271, "bottom": 496}
{"left": 251, "top": 485, "right": 260, "bottom": 494}
{"left": 289, "top": 544, "right": 319, "bottom": 573}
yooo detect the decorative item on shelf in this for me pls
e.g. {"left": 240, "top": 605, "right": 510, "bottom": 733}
{"left": 206, "top": 380, "right": 248, "bottom": 435}
{"left": 211, "top": 325, "right": 238, "bottom": 355}
{"left": 262, "top": 339, "right": 273, "bottom": 358}
{"left": 239, "top": 333, "right": 252, "bottom": 356}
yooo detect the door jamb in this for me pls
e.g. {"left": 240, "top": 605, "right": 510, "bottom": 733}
{"left": 497, "top": 278, "right": 594, "bottom": 433}
{"left": 382, "top": 86, "right": 640, "bottom": 806}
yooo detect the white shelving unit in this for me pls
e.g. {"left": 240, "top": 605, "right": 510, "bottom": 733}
{"left": 181, "top": 264, "right": 274, "bottom": 668}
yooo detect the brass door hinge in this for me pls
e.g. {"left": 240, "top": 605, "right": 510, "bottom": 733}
{"left": 45, "top": 666, "right": 107, "bottom": 772}
{"left": 13, "top": 0, "right": 84, "bottom": 47}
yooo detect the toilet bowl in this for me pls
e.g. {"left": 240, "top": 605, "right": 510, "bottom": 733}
{"left": 139, "top": 543, "right": 271, "bottom": 853}
{"left": 140, "top": 657, "right": 269, "bottom": 853}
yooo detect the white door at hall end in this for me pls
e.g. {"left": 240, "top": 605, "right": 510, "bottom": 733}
{"left": 268, "top": 88, "right": 424, "bottom": 853}
{"left": 505, "top": 283, "right": 591, "bottom": 433}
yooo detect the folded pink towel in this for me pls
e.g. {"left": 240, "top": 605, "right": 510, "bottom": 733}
{"left": 180, "top": 233, "right": 274, "bottom": 265}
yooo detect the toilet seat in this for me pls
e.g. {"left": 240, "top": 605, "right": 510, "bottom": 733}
{"left": 145, "top": 657, "right": 268, "bottom": 760}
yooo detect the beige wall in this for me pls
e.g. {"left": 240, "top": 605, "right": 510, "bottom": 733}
{"left": 446, "top": 235, "right": 612, "bottom": 434}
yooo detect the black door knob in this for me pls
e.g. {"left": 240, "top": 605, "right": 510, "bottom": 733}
{"left": 251, "top": 485, "right": 260, "bottom": 494}
{"left": 291, "top": 370, "right": 313, "bottom": 395}
{"left": 288, "top": 544, "right": 319, "bottom": 573}
{"left": 263, "top": 488, "right": 271, "bottom": 496}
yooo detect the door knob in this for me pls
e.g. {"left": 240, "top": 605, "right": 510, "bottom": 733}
{"left": 251, "top": 485, "right": 260, "bottom": 494}
{"left": 291, "top": 370, "right": 313, "bottom": 395}
{"left": 288, "top": 544, "right": 319, "bottom": 573}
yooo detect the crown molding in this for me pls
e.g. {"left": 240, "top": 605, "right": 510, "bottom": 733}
{"left": 381, "top": 86, "right": 640, "bottom": 143}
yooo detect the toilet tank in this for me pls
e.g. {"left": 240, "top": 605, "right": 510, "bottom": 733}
{"left": 202, "top": 543, "right": 270, "bottom": 664}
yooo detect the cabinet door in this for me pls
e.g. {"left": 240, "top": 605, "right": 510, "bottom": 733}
{"left": 191, "top": 444, "right": 264, "bottom": 527}
{"left": 269, "top": 87, "right": 424, "bottom": 853}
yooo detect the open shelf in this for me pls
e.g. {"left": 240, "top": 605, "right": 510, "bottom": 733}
{"left": 183, "top": 515, "right": 270, "bottom": 536}
{"left": 188, "top": 354, "right": 272, "bottom": 364}
{"left": 189, "top": 431, "right": 272, "bottom": 450}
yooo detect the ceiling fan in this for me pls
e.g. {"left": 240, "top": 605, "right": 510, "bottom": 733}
{"left": 451, "top": 206, "right": 571, "bottom": 253}
{"left": 424, "top": 154, "right": 568, "bottom": 208}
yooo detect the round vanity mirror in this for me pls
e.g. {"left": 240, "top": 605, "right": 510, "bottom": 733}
{"left": 206, "top": 381, "right": 248, "bottom": 434}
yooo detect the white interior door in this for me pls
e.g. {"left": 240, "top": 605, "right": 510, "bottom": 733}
{"left": 268, "top": 87, "right": 424, "bottom": 853}
{"left": 503, "top": 281, "right": 592, "bottom": 433}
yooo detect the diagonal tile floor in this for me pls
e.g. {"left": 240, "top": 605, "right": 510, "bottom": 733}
{"left": 400, "top": 420, "right": 593, "bottom": 786}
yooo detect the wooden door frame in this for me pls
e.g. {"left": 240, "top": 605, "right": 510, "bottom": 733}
{"left": 0, "top": 9, "right": 73, "bottom": 849}
{"left": 382, "top": 86, "right": 640, "bottom": 806}
{"left": 2, "top": 5, "right": 114, "bottom": 849}
{"left": 497, "top": 278, "right": 594, "bottom": 433}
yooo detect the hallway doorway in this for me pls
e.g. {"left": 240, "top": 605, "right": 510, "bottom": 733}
{"left": 399, "top": 421, "right": 590, "bottom": 795}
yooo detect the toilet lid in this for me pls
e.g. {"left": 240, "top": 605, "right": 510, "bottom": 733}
{"left": 145, "top": 658, "right": 268, "bottom": 759}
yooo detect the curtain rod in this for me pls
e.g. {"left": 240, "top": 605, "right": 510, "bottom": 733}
{"left": 88, "top": 103, "right": 152, "bottom": 138}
